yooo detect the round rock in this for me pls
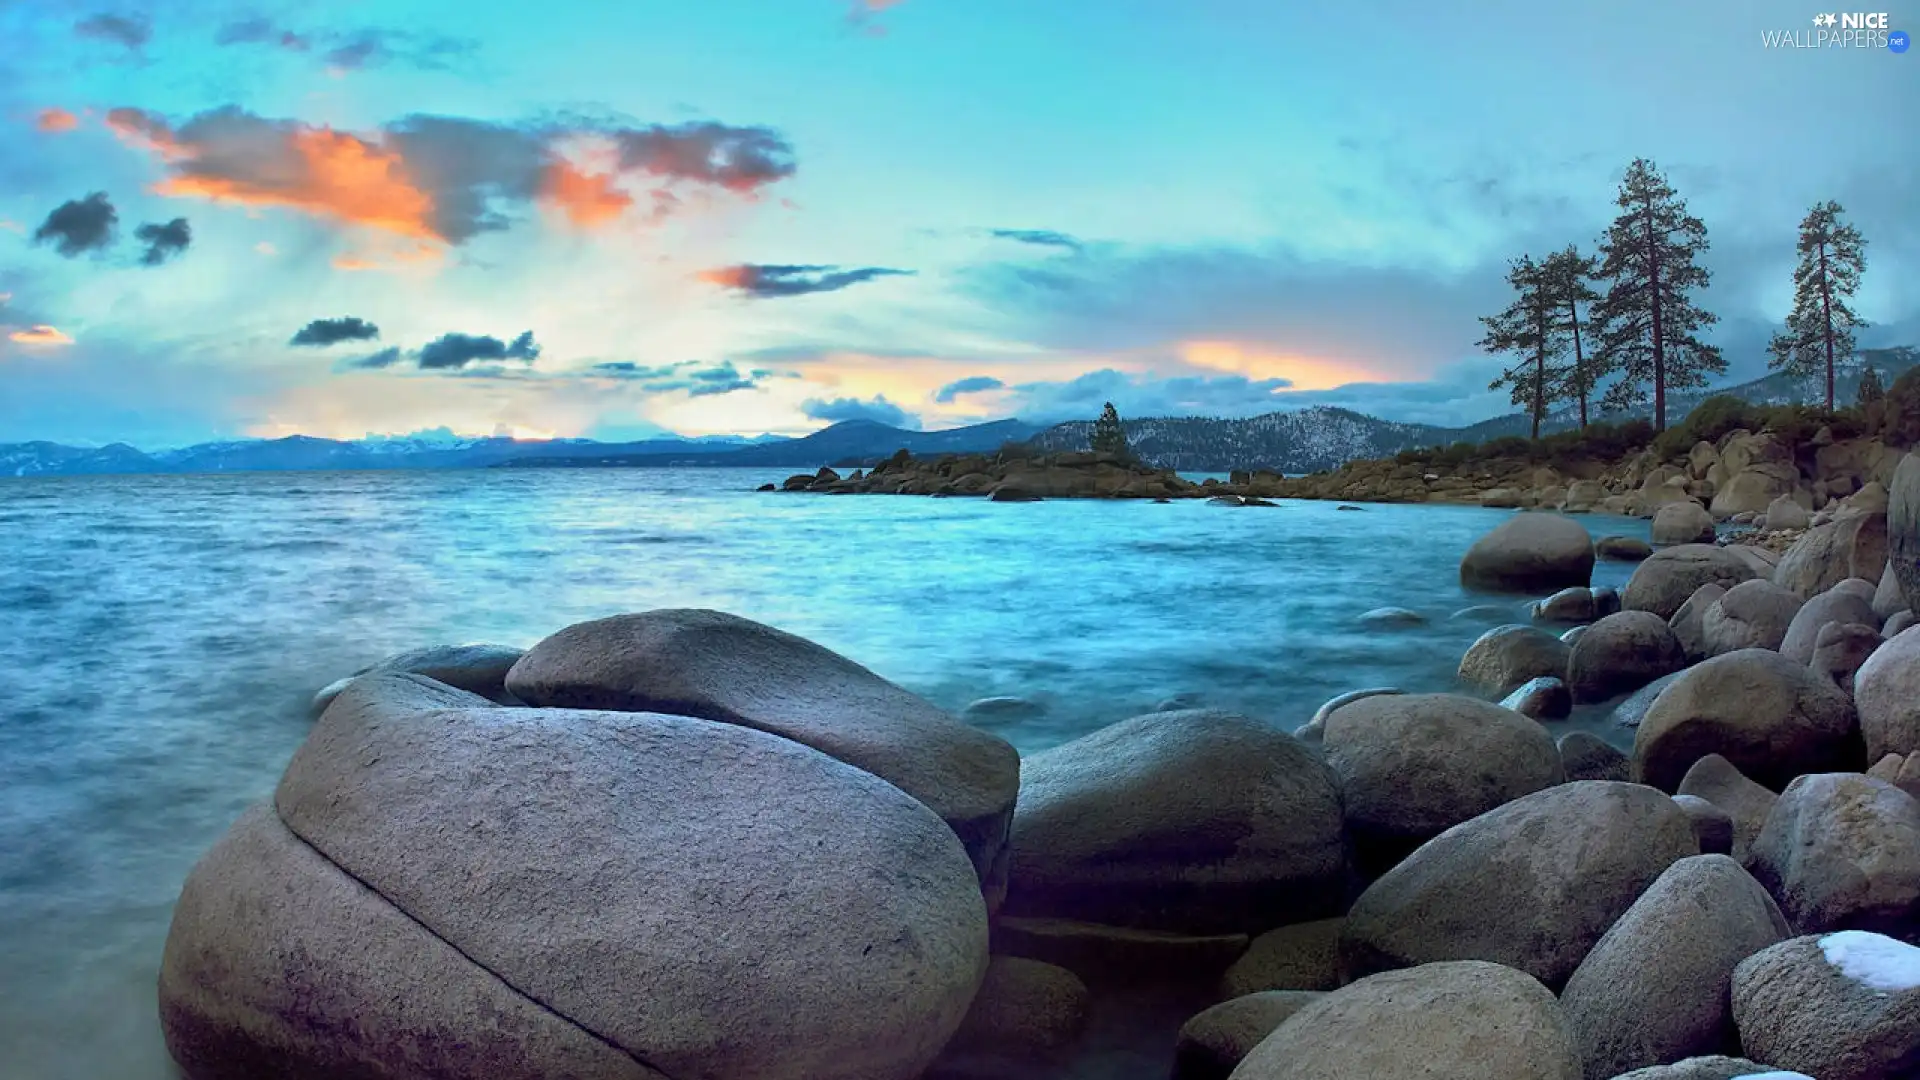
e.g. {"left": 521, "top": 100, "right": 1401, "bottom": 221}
{"left": 1675, "top": 754, "right": 1779, "bottom": 864}
{"left": 939, "top": 956, "right": 1089, "bottom": 1065}
{"left": 1732, "top": 932, "right": 1920, "bottom": 1080}
{"left": 1460, "top": 514, "right": 1597, "bottom": 594}
{"left": 1671, "top": 794, "right": 1735, "bottom": 855}
{"left": 1172, "top": 991, "right": 1323, "bottom": 1080}
{"left": 1778, "top": 586, "right": 1879, "bottom": 664}
{"left": 1652, "top": 502, "right": 1715, "bottom": 546}
{"left": 1746, "top": 772, "right": 1920, "bottom": 937}
{"left": 1810, "top": 621, "right": 1882, "bottom": 694}
{"left": 1622, "top": 545, "right": 1757, "bottom": 621}
{"left": 1459, "top": 625, "right": 1573, "bottom": 697}
{"left": 1855, "top": 624, "right": 1920, "bottom": 761}
{"left": 1670, "top": 582, "right": 1729, "bottom": 663}
{"left": 1596, "top": 536, "right": 1654, "bottom": 562}
{"left": 310, "top": 642, "right": 527, "bottom": 715}
{"left": 1699, "top": 579, "right": 1803, "bottom": 657}
{"left": 1220, "top": 918, "right": 1344, "bottom": 998}
{"left": 1559, "top": 731, "right": 1630, "bottom": 783}
{"left": 1502, "top": 676, "right": 1572, "bottom": 720}
{"left": 1631, "top": 649, "right": 1862, "bottom": 792}
{"left": 1568, "top": 611, "right": 1686, "bottom": 703}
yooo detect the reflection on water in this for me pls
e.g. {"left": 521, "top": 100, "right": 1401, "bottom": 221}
{"left": 0, "top": 468, "right": 1650, "bottom": 1079}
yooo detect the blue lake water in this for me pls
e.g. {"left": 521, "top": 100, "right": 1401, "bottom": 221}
{"left": 0, "top": 467, "right": 1651, "bottom": 1079}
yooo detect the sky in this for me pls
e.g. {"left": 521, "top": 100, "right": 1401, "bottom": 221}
{"left": 1, "top": 0, "right": 1915, "bottom": 448}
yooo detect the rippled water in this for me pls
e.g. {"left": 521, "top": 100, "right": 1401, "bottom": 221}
{"left": 0, "top": 468, "right": 1651, "bottom": 1079}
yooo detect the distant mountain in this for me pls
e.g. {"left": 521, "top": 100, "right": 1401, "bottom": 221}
{"left": 502, "top": 418, "right": 1045, "bottom": 469}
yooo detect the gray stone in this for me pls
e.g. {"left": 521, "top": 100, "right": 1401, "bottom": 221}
{"left": 1560, "top": 855, "right": 1789, "bottom": 1080}
{"left": 1172, "top": 991, "right": 1324, "bottom": 1080}
{"left": 1220, "top": 918, "right": 1344, "bottom": 998}
{"left": 1778, "top": 586, "right": 1879, "bottom": 663}
{"left": 1560, "top": 731, "right": 1630, "bottom": 782}
{"left": 1340, "top": 781, "right": 1698, "bottom": 990}
{"left": 504, "top": 609, "right": 1020, "bottom": 895}
{"left": 1764, "top": 494, "right": 1812, "bottom": 532}
{"left": 1856, "top": 624, "right": 1920, "bottom": 762}
{"left": 1891, "top": 452, "right": 1920, "bottom": 610}
{"left": 1652, "top": 502, "right": 1715, "bottom": 545}
{"left": 1671, "top": 794, "right": 1734, "bottom": 856}
{"left": 1608, "top": 672, "right": 1683, "bottom": 731}
{"left": 1699, "top": 579, "right": 1803, "bottom": 656}
{"left": 1503, "top": 676, "right": 1572, "bottom": 720}
{"left": 1597, "top": 536, "right": 1654, "bottom": 562}
{"left": 1747, "top": 772, "right": 1920, "bottom": 937}
{"left": 1810, "top": 621, "right": 1882, "bottom": 694}
{"left": 1004, "top": 710, "right": 1346, "bottom": 934}
{"left": 962, "top": 696, "right": 1047, "bottom": 724}
{"left": 1229, "top": 961, "right": 1581, "bottom": 1080}
{"left": 1534, "top": 587, "right": 1598, "bottom": 624}
{"left": 1733, "top": 933, "right": 1920, "bottom": 1080}
{"left": 1632, "top": 649, "right": 1863, "bottom": 792}
{"left": 1568, "top": 611, "right": 1687, "bottom": 703}
{"left": 1357, "top": 606, "right": 1427, "bottom": 628}
{"left": 1459, "top": 625, "right": 1573, "bottom": 697}
{"left": 1606, "top": 1056, "right": 1794, "bottom": 1080}
{"left": 939, "top": 957, "right": 1089, "bottom": 1065}
{"left": 1889, "top": 610, "right": 1919, "bottom": 637}
{"left": 1772, "top": 513, "right": 1890, "bottom": 599}
{"left": 1876, "top": 560, "right": 1909, "bottom": 621}
{"left": 310, "top": 642, "right": 526, "bottom": 714}
{"left": 1306, "top": 687, "right": 1402, "bottom": 728}
{"left": 1676, "top": 755, "right": 1779, "bottom": 864}
{"left": 1669, "top": 583, "right": 1728, "bottom": 663}
{"left": 1461, "top": 514, "right": 1597, "bottom": 594}
{"left": 1623, "top": 545, "right": 1757, "bottom": 621}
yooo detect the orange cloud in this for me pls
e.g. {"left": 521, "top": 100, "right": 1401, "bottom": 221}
{"left": 695, "top": 265, "right": 754, "bottom": 289}
{"left": 37, "top": 108, "right": 79, "bottom": 133}
{"left": 9, "top": 325, "right": 75, "bottom": 345}
{"left": 542, "top": 161, "right": 634, "bottom": 227}
{"left": 156, "top": 127, "right": 440, "bottom": 240}
{"left": 1179, "top": 340, "right": 1384, "bottom": 391}
{"left": 331, "top": 242, "right": 444, "bottom": 272}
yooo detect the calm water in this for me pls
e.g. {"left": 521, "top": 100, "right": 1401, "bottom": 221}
{"left": 0, "top": 468, "right": 1650, "bottom": 1080}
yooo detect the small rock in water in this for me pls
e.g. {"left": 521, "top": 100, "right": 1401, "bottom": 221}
{"left": 1336, "top": 504, "right": 1366, "bottom": 511}
{"left": 1452, "top": 603, "right": 1521, "bottom": 623}
{"left": 937, "top": 956, "right": 1089, "bottom": 1067}
{"left": 1357, "top": 606, "right": 1427, "bottom": 629}
{"left": 755, "top": 482, "right": 776, "bottom": 492}
{"left": 1459, "top": 625, "right": 1573, "bottom": 698}
{"left": 1561, "top": 625, "right": 1589, "bottom": 647}
{"left": 1568, "top": 611, "right": 1686, "bottom": 704}
{"left": 1531, "top": 587, "right": 1597, "bottom": 625}
{"left": 1501, "top": 676, "right": 1571, "bottom": 720}
{"left": 1242, "top": 496, "right": 1279, "bottom": 507}
{"left": 1597, "top": 536, "right": 1654, "bottom": 562}
{"left": 961, "top": 696, "right": 1047, "bottom": 724}
{"left": 1206, "top": 495, "right": 1244, "bottom": 506}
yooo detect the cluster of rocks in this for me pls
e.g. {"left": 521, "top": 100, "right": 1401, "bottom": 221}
{"left": 155, "top": 457, "right": 1920, "bottom": 1080}
{"left": 762, "top": 450, "right": 1208, "bottom": 501}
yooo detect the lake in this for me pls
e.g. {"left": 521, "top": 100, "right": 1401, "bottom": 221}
{"left": 0, "top": 467, "right": 1652, "bottom": 1079}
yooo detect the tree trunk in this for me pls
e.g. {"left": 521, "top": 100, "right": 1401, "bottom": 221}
{"left": 1645, "top": 203, "right": 1666, "bottom": 432}
{"left": 1818, "top": 241, "right": 1835, "bottom": 410}
{"left": 1532, "top": 302, "right": 1546, "bottom": 440}
{"left": 1568, "top": 297, "right": 1589, "bottom": 429}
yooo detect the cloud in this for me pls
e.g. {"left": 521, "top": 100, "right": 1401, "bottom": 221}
{"left": 289, "top": 316, "right": 381, "bottom": 347}
{"left": 846, "top": 0, "right": 907, "bottom": 35}
{"left": 800, "top": 394, "right": 920, "bottom": 428}
{"left": 322, "top": 29, "right": 476, "bottom": 72}
{"left": 342, "top": 347, "right": 403, "bottom": 370}
{"left": 37, "top": 109, "right": 80, "bottom": 133}
{"left": 8, "top": 325, "right": 75, "bottom": 346}
{"left": 213, "top": 16, "right": 310, "bottom": 51}
{"left": 417, "top": 330, "right": 540, "bottom": 370}
{"left": 697, "top": 263, "right": 912, "bottom": 299}
{"left": 589, "top": 359, "right": 763, "bottom": 396}
{"left": 933, "top": 375, "right": 1006, "bottom": 402}
{"left": 73, "top": 13, "right": 151, "bottom": 50}
{"left": 134, "top": 217, "right": 191, "bottom": 265}
{"left": 989, "top": 229, "right": 1083, "bottom": 251}
{"left": 104, "top": 107, "right": 797, "bottom": 244}
{"left": 32, "top": 192, "right": 118, "bottom": 257}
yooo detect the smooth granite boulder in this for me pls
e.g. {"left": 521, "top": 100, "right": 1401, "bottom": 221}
{"left": 1227, "top": 961, "right": 1581, "bottom": 1080}
{"left": 1460, "top": 514, "right": 1596, "bottom": 594}
{"left": 1747, "top": 772, "right": 1920, "bottom": 937}
{"left": 1772, "top": 513, "right": 1889, "bottom": 599}
{"left": 1811, "top": 621, "right": 1882, "bottom": 694}
{"left": 1675, "top": 755, "right": 1778, "bottom": 863}
{"left": 1568, "top": 612, "right": 1686, "bottom": 703}
{"left": 1608, "top": 672, "right": 1684, "bottom": 731}
{"left": 1623, "top": 546, "right": 1757, "bottom": 622}
{"left": 1631, "top": 649, "right": 1863, "bottom": 792}
{"left": 159, "top": 804, "right": 666, "bottom": 1080}
{"left": 1459, "top": 625, "right": 1573, "bottom": 697}
{"left": 1003, "top": 710, "right": 1346, "bottom": 934}
{"left": 1671, "top": 794, "right": 1734, "bottom": 855}
{"left": 1652, "top": 503, "right": 1715, "bottom": 546}
{"left": 1778, "top": 585, "right": 1879, "bottom": 664}
{"left": 1698, "top": 580, "right": 1803, "bottom": 656}
{"left": 1220, "top": 918, "right": 1344, "bottom": 998}
{"left": 311, "top": 644, "right": 526, "bottom": 714}
{"left": 1559, "top": 855, "right": 1790, "bottom": 1080}
{"left": 937, "top": 957, "right": 1089, "bottom": 1066}
{"left": 1669, "top": 583, "right": 1728, "bottom": 663}
{"left": 1560, "top": 731, "right": 1631, "bottom": 783}
{"left": 1321, "top": 693, "right": 1562, "bottom": 871}
{"left": 1533, "top": 587, "right": 1599, "bottom": 624}
{"left": 1340, "top": 781, "right": 1697, "bottom": 990}
{"left": 504, "top": 609, "right": 1020, "bottom": 894}
{"left": 1857, "top": 625, "right": 1920, "bottom": 761}
{"left": 1173, "top": 992, "right": 1324, "bottom": 1080}
{"left": 1597, "top": 536, "right": 1654, "bottom": 562}
{"left": 1733, "top": 932, "right": 1920, "bottom": 1080}
{"left": 1503, "top": 676, "right": 1573, "bottom": 720}
{"left": 1893, "top": 452, "right": 1920, "bottom": 609}
{"left": 1878, "top": 560, "right": 1910, "bottom": 621}
{"left": 266, "top": 674, "right": 990, "bottom": 1080}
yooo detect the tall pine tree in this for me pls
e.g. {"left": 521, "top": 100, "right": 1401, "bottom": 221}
{"left": 1591, "top": 158, "right": 1725, "bottom": 431}
{"left": 1859, "top": 364, "right": 1885, "bottom": 406}
{"left": 1768, "top": 200, "right": 1868, "bottom": 410}
{"left": 1540, "top": 244, "right": 1603, "bottom": 430}
{"left": 1479, "top": 254, "right": 1568, "bottom": 440}
{"left": 1090, "top": 401, "right": 1132, "bottom": 460}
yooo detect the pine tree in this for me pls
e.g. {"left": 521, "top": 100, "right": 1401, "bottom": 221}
{"left": 1090, "top": 401, "right": 1132, "bottom": 459}
{"left": 1768, "top": 200, "right": 1868, "bottom": 411}
{"left": 1540, "top": 244, "right": 1603, "bottom": 430}
{"left": 1478, "top": 254, "right": 1567, "bottom": 440}
{"left": 1591, "top": 158, "right": 1725, "bottom": 431}
{"left": 1859, "top": 364, "right": 1885, "bottom": 406}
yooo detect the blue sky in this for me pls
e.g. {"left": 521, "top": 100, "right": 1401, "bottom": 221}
{"left": 1, "top": 0, "right": 1914, "bottom": 447}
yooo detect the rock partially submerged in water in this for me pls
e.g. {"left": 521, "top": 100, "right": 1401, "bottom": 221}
{"left": 1458, "top": 624, "right": 1572, "bottom": 697}
{"left": 1459, "top": 514, "right": 1596, "bottom": 594}
{"left": 309, "top": 642, "right": 526, "bottom": 714}
{"left": 1501, "top": 676, "right": 1571, "bottom": 720}
{"left": 505, "top": 609, "right": 1020, "bottom": 897}
{"left": 1567, "top": 611, "right": 1686, "bottom": 704}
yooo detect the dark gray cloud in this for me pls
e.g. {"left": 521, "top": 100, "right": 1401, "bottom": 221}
{"left": 134, "top": 218, "right": 190, "bottom": 265}
{"left": 289, "top": 317, "right": 381, "bottom": 347}
{"left": 32, "top": 193, "right": 118, "bottom": 258}
{"left": 74, "top": 12, "right": 150, "bottom": 49}
{"left": 801, "top": 394, "right": 920, "bottom": 429}
{"left": 212, "top": 17, "right": 475, "bottom": 70}
{"left": 417, "top": 330, "right": 540, "bottom": 370}
{"left": 612, "top": 122, "right": 798, "bottom": 192}
{"left": 989, "top": 229, "right": 1083, "bottom": 251}
{"left": 701, "top": 263, "right": 912, "bottom": 299}
{"left": 343, "top": 347, "right": 403, "bottom": 370}
{"left": 934, "top": 375, "right": 1005, "bottom": 403}
{"left": 590, "top": 360, "right": 761, "bottom": 396}
{"left": 214, "top": 17, "right": 310, "bottom": 50}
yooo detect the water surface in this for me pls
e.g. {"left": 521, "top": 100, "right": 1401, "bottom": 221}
{"left": 0, "top": 467, "right": 1650, "bottom": 1079}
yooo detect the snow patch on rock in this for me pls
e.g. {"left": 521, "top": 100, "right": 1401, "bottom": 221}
{"left": 1820, "top": 929, "right": 1920, "bottom": 992}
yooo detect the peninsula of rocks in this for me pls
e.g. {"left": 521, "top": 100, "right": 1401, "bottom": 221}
{"left": 153, "top": 452, "right": 1920, "bottom": 1080}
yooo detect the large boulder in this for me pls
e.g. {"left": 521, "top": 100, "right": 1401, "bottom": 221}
{"left": 1892, "top": 452, "right": 1920, "bottom": 609}
{"left": 1459, "top": 625, "right": 1573, "bottom": 697}
{"left": 1228, "top": 961, "right": 1581, "bottom": 1080}
{"left": 1560, "top": 731, "right": 1630, "bottom": 783}
{"left": 1772, "top": 513, "right": 1890, "bottom": 599}
{"left": 1732, "top": 932, "right": 1920, "bottom": 1080}
{"left": 1631, "top": 649, "right": 1863, "bottom": 792}
{"left": 1597, "top": 536, "right": 1654, "bottom": 562}
{"left": 1321, "top": 693, "right": 1563, "bottom": 870}
{"left": 504, "top": 610, "right": 1020, "bottom": 894}
{"left": 165, "top": 675, "right": 992, "bottom": 1080}
{"left": 1777, "top": 585, "right": 1879, "bottom": 663}
{"left": 1651, "top": 502, "right": 1714, "bottom": 546}
{"left": 1460, "top": 514, "right": 1596, "bottom": 594}
{"left": 1710, "top": 464, "right": 1800, "bottom": 519}
{"left": 1747, "top": 772, "right": 1920, "bottom": 937}
{"left": 1668, "top": 584, "right": 1727, "bottom": 663}
{"left": 1533, "top": 587, "right": 1599, "bottom": 624}
{"left": 1856, "top": 625, "right": 1920, "bottom": 762}
{"left": 1764, "top": 494, "right": 1812, "bottom": 531}
{"left": 1811, "top": 621, "right": 1882, "bottom": 694}
{"left": 1676, "top": 755, "right": 1778, "bottom": 863}
{"left": 1220, "top": 918, "right": 1344, "bottom": 998}
{"left": 1567, "top": 612, "right": 1686, "bottom": 703}
{"left": 1173, "top": 991, "right": 1323, "bottom": 1080}
{"left": 1559, "top": 855, "right": 1790, "bottom": 1080}
{"left": 1503, "top": 676, "right": 1572, "bottom": 720}
{"left": 1876, "top": 560, "right": 1909, "bottom": 621}
{"left": 1608, "top": 671, "right": 1684, "bottom": 731}
{"left": 1003, "top": 709, "right": 1346, "bottom": 934}
{"left": 310, "top": 642, "right": 527, "bottom": 714}
{"left": 1623, "top": 546, "right": 1757, "bottom": 621}
{"left": 1698, "top": 580, "right": 1803, "bottom": 656}
{"left": 1340, "top": 781, "right": 1698, "bottom": 990}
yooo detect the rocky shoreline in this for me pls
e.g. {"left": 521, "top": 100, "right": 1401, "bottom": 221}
{"left": 153, "top": 455, "right": 1920, "bottom": 1080}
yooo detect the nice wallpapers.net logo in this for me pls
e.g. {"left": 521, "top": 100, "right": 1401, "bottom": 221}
{"left": 1761, "top": 11, "right": 1910, "bottom": 49}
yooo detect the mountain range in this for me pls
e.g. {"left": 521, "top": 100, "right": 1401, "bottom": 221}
{"left": 5, "top": 347, "right": 1912, "bottom": 478}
